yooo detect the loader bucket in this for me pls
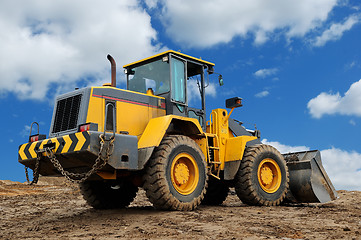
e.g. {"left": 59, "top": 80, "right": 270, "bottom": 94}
{"left": 283, "top": 150, "right": 338, "bottom": 203}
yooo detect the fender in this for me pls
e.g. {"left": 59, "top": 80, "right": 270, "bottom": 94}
{"left": 137, "top": 115, "right": 205, "bottom": 169}
{"left": 223, "top": 135, "right": 258, "bottom": 180}
{"left": 222, "top": 118, "right": 261, "bottom": 180}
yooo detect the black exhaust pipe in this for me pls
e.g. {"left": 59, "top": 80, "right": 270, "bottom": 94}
{"left": 107, "top": 54, "right": 116, "bottom": 87}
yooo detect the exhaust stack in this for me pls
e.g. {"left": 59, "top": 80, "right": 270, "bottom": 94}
{"left": 107, "top": 54, "right": 116, "bottom": 87}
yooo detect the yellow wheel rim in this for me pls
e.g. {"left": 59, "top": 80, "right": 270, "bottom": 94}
{"left": 170, "top": 153, "right": 199, "bottom": 195}
{"left": 257, "top": 158, "right": 282, "bottom": 193}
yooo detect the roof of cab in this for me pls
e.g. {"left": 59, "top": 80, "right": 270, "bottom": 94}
{"left": 123, "top": 50, "right": 215, "bottom": 69}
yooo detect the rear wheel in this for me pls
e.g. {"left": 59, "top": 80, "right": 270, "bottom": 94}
{"left": 80, "top": 179, "right": 138, "bottom": 209}
{"left": 143, "top": 135, "right": 208, "bottom": 211}
{"left": 235, "top": 144, "right": 289, "bottom": 206}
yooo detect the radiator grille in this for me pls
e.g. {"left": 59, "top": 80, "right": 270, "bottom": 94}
{"left": 52, "top": 94, "right": 82, "bottom": 133}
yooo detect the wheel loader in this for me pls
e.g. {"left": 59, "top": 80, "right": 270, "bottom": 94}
{"left": 18, "top": 50, "right": 337, "bottom": 210}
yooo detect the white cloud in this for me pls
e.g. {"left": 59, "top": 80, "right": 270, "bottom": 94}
{"left": 255, "top": 90, "right": 269, "bottom": 98}
{"left": 20, "top": 125, "right": 31, "bottom": 138}
{"left": 0, "top": 0, "right": 162, "bottom": 100}
{"left": 307, "top": 79, "right": 361, "bottom": 118}
{"left": 262, "top": 139, "right": 310, "bottom": 154}
{"left": 254, "top": 68, "right": 278, "bottom": 78}
{"left": 158, "top": 0, "right": 339, "bottom": 48}
{"left": 205, "top": 83, "right": 217, "bottom": 97}
{"left": 263, "top": 139, "right": 361, "bottom": 191}
{"left": 321, "top": 147, "right": 361, "bottom": 191}
{"left": 145, "top": 0, "right": 159, "bottom": 9}
{"left": 313, "top": 14, "right": 360, "bottom": 47}
{"left": 187, "top": 79, "right": 217, "bottom": 108}
{"left": 344, "top": 60, "right": 358, "bottom": 71}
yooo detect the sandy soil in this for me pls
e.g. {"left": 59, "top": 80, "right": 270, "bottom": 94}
{"left": 1, "top": 177, "right": 360, "bottom": 240}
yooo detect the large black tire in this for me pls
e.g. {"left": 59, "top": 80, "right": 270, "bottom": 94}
{"left": 202, "top": 177, "right": 229, "bottom": 205}
{"left": 143, "top": 135, "right": 208, "bottom": 211}
{"left": 235, "top": 144, "right": 289, "bottom": 206}
{"left": 80, "top": 179, "right": 138, "bottom": 209}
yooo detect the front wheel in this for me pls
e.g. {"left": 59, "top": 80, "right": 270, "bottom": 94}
{"left": 143, "top": 135, "right": 208, "bottom": 211}
{"left": 235, "top": 144, "right": 289, "bottom": 206}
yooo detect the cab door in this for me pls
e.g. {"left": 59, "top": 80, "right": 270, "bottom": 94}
{"left": 169, "top": 56, "right": 187, "bottom": 117}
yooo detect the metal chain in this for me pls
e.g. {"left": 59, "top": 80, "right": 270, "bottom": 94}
{"left": 25, "top": 167, "right": 30, "bottom": 183}
{"left": 25, "top": 153, "right": 41, "bottom": 185}
{"left": 27, "top": 134, "right": 115, "bottom": 185}
{"left": 48, "top": 134, "right": 115, "bottom": 184}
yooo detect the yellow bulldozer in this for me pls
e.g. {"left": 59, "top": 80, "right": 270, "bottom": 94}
{"left": 18, "top": 51, "right": 337, "bottom": 210}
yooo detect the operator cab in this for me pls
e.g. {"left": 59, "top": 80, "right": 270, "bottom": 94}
{"left": 123, "top": 50, "right": 215, "bottom": 129}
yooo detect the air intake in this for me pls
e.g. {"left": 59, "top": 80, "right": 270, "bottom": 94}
{"left": 52, "top": 94, "right": 82, "bottom": 133}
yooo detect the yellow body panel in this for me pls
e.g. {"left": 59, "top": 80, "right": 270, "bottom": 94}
{"left": 86, "top": 88, "right": 104, "bottom": 132}
{"left": 207, "top": 108, "right": 231, "bottom": 169}
{"left": 206, "top": 108, "right": 258, "bottom": 172}
{"left": 138, "top": 115, "right": 204, "bottom": 149}
{"left": 116, "top": 101, "right": 166, "bottom": 138}
{"left": 225, "top": 136, "right": 257, "bottom": 162}
{"left": 87, "top": 87, "right": 166, "bottom": 138}
{"left": 117, "top": 101, "right": 150, "bottom": 137}
{"left": 194, "top": 137, "right": 208, "bottom": 162}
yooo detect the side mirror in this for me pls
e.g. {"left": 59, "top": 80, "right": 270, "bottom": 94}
{"left": 218, "top": 75, "right": 224, "bottom": 86}
{"left": 226, "top": 97, "right": 243, "bottom": 109}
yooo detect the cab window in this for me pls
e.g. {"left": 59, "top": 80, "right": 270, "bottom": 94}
{"left": 127, "top": 59, "right": 170, "bottom": 95}
{"left": 171, "top": 58, "right": 186, "bottom": 104}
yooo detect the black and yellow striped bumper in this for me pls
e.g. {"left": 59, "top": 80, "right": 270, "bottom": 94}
{"left": 18, "top": 131, "right": 90, "bottom": 161}
{"left": 18, "top": 131, "right": 139, "bottom": 177}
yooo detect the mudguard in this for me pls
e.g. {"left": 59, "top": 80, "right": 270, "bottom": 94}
{"left": 137, "top": 115, "right": 205, "bottom": 169}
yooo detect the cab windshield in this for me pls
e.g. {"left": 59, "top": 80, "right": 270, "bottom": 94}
{"left": 127, "top": 59, "right": 170, "bottom": 95}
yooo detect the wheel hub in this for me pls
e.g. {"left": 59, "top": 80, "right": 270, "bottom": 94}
{"left": 260, "top": 166, "right": 273, "bottom": 185}
{"left": 174, "top": 162, "right": 190, "bottom": 185}
{"left": 257, "top": 158, "right": 282, "bottom": 193}
{"left": 170, "top": 152, "right": 199, "bottom": 195}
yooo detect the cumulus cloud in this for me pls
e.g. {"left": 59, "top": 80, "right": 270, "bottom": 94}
{"left": 321, "top": 147, "right": 361, "bottom": 191}
{"left": 262, "top": 139, "right": 310, "bottom": 154}
{"left": 307, "top": 79, "right": 361, "bottom": 118}
{"left": 313, "top": 14, "right": 361, "bottom": 47}
{"left": 144, "top": 0, "right": 158, "bottom": 9}
{"left": 255, "top": 90, "right": 269, "bottom": 98}
{"left": 254, "top": 68, "right": 278, "bottom": 78}
{"left": 0, "top": 0, "right": 161, "bottom": 100}
{"left": 187, "top": 79, "right": 217, "bottom": 108}
{"left": 158, "top": 0, "right": 339, "bottom": 48}
{"left": 263, "top": 139, "right": 361, "bottom": 191}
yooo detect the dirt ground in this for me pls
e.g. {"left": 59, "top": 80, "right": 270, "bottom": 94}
{"left": 1, "top": 177, "right": 360, "bottom": 240}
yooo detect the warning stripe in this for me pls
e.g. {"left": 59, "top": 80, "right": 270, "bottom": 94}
{"left": 18, "top": 131, "right": 90, "bottom": 161}
{"left": 68, "top": 134, "right": 78, "bottom": 152}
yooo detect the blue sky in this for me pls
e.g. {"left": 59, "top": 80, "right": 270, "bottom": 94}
{"left": 1, "top": 0, "right": 360, "bottom": 190}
